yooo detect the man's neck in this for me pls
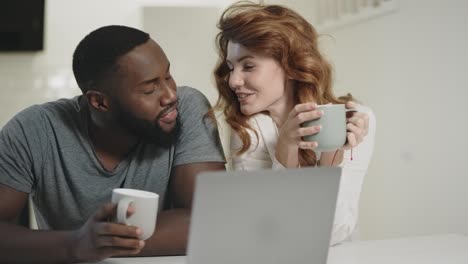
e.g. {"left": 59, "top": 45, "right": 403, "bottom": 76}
{"left": 87, "top": 114, "right": 138, "bottom": 172}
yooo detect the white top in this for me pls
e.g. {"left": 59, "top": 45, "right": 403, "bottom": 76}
{"left": 229, "top": 105, "right": 376, "bottom": 245}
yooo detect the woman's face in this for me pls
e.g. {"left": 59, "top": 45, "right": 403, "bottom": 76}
{"left": 226, "top": 41, "right": 292, "bottom": 116}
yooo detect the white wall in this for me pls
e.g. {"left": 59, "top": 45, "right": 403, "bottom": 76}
{"left": 1, "top": 0, "right": 467, "bottom": 240}
{"left": 320, "top": 0, "right": 468, "bottom": 239}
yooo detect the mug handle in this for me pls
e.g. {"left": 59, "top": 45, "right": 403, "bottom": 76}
{"left": 116, "top": 198, "right": 134, "bottom": 225}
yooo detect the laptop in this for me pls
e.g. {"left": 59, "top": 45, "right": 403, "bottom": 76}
{"left": 187, "top": 167, "right": 342, "bottom": 264}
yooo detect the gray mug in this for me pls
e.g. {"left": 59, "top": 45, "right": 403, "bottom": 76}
{"left": 302, "top": 104, "right": 355, "bottom": 152}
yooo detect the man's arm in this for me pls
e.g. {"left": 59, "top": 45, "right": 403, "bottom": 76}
{"left": 138, "top": 161, "right": 225, "bottom": 256}
{"left": 0, "top": 184, "right": 75, "bottom": 263}
{"left": 0, "top": 184, "right": 145, "bottom": 263}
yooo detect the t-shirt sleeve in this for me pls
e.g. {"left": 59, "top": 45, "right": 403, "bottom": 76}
{"left": 173, "top": 87, "right": 226, "bottom": 166}
{"left": 0, "top": 106, "right": 47, "bottom": 193}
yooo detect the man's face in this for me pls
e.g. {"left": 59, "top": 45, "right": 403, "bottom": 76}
{"left": 108, "top": 39, "right": 178, "bottom": 144}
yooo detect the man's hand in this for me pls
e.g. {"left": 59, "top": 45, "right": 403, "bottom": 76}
{"left": 70, "top": 203, "right": 145, "bottom": 263}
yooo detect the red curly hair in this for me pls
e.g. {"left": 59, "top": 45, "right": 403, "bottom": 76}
{"left": 212, "top": 1, "right": 352, "bottom": 166}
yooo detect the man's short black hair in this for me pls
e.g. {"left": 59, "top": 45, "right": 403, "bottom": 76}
{"left": 72, "top": 25, "right": 150, "bottom": 94}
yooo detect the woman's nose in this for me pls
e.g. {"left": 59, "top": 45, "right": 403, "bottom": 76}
{"left": 228, "top": 69, "right": 244, "bottom": 90}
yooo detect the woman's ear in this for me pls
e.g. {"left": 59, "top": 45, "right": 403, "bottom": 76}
{"left": 86, "top": 90, "right": 109, "bottom": 112}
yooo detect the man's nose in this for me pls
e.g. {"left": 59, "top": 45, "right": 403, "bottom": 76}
{"left": 160, "top": 82, "right": 177, "bottom": 106}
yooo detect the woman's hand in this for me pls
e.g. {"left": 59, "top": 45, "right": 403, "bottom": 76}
{"left": 275, "top": 103, "right": 322, "bottom": 167}
{"left": 342, "top": 101, "right": 369, "bottom": 150}
{"left": 277, "top": 102, "right": 323, "bottom": 149}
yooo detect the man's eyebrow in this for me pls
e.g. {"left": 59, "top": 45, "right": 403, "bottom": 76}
{"left": 140, "top": 76, "right": 159, "bottom": 85}
{"left": 138, "top": 62, "right": 171, "bottom": 85}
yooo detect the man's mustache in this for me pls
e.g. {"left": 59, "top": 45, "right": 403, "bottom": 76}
{"left": 157, "top": 102, "right": 178, "bottom": 119}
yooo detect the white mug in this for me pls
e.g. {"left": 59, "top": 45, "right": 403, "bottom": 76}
{"left": 111, "top": 188, "right": 159, "bottom": 240}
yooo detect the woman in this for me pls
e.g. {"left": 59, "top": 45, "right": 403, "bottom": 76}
{"left": 212, "top": 2, "right": 376, "bottom": 245}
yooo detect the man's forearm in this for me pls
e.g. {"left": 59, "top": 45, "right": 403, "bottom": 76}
{"left": 137, "top": 208, "right": 191, "bottom": 256}
{"left": 0, "top": 221, "right": 75, "bottom": 263}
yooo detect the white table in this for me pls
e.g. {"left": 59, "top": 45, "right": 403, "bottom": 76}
{"left": 96, "top": 234, "right": 468, "bottom": 264}
{"left": 327, "top": 234, "right": 468, "bottom": 264}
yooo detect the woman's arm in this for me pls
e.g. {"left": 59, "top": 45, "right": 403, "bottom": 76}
{"left": 329, "top": 106, "right": 376, "bottom": 245}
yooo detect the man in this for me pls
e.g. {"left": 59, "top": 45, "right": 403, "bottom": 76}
{"left": 0, "top": 25, "right": 225, "bottom": 263}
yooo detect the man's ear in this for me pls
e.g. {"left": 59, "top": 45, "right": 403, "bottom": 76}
{"left": 86, "top": 90, "right": 110, "bottom": 112}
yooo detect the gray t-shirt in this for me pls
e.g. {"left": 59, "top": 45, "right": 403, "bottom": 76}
{"left": 0, "top": 86, "right": 225, "bottom": 230}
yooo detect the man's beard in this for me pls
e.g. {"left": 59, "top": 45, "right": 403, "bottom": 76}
{"left": 113, "top": 100, "right": 176, "bottom": 148}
